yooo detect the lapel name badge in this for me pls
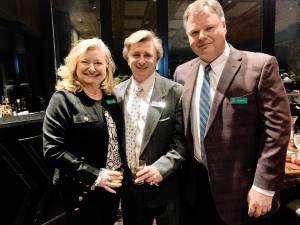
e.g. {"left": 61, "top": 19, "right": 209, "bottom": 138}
{"left": 151, "top": 101, "right": 166, "bottom": 108}
{"left": 230, "top": 97, "right": 248, "bottom": 105}
{"left": 106, "top": 99, "right": 117, "bottom": 105}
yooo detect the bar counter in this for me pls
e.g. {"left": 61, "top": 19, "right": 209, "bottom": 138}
{"left": 0, "top": 111, "right": 45, "bottom": 127}
{"left": 0, "top": 111, "right": 65, "bottom": 225}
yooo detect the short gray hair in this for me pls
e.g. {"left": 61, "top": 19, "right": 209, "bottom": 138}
{"left": 122, "top": 30, "right": 163, "bottom": 61}
{"left": 183, "top": 0, "right": 225, "bottom": 29}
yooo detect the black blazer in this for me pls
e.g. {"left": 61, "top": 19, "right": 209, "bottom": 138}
{"left": 43, "top": 90, "right": 124, "bottom": 200}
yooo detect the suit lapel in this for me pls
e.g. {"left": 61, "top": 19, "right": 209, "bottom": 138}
{"left": 206, "top": 48, "right": 242, "bottom": 135}
{"left": 140, "top": 74, "right": 167, "bottom": 155}
{"left": 182, "top": 59, "right": 200, "bottom": 134}
{"left": 115, "top": 78, "right": 131, "bottom": 111}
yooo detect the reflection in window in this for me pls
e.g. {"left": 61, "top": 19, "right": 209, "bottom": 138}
{"left": 111, "top": 0, "right": 156, "bottom": 76}
{"left": 51, "top": 0, "right": 100, "bottom": 67}
{"left": 275, "top": 0, "right": 300, "bottom": 81}
{"left": 224, "top": 0, "right": 261, "bottom": 51}
{"left": 168, "top": 0, "right": 262, "bottom": 75}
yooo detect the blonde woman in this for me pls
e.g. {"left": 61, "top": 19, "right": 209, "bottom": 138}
{"left": 43, "top": 38, "right": 124, "bottom": 225}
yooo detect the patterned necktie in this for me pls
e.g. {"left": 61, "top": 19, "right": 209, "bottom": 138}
{"left": 125, "top": 87, "right": 143, "bottom": 171}
{"left": 199, "top": 64, "right": 211, "bottom": 167}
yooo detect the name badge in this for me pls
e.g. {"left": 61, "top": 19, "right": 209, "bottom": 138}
{"left": 230, "top": 97, "right": 248, "bottom": 105}
{"left": 106, "top": 99, "right": 117, "bottom": 105}
{"left": 151, "top": 101, "right": 166, "bottom": 108}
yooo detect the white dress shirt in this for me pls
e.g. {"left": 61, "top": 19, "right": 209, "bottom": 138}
{"left": 124, "top": 73, "right": 155, "bottom": 165}
{"left": 191, "top": 43, "right": 230, "bottom": 162}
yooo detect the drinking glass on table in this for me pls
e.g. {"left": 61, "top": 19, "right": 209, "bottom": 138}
{"left": 132, "top": 160, "right": 146, "bottom": 185}
{"left": 294, "top": 133, "right": 300, "bottom": 150}
{"left": 293, "top": 133, "right": 300, "bottom": 164}
{"left": 291, "top": 116, "right": 298, "bottom": 139}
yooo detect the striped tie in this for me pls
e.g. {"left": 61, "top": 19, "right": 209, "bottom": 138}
{"left": 199, "top": 64, "right": 211, "bottom": 167}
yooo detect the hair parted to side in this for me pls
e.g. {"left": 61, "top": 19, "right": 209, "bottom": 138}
{"left": 183, "top": 0, "right": 225, "bottom": 29}
{"left": 55, "top": 38, "right": 116, "bottom": 95}
{"left": 122, "top": 30, "right": 163, "bottom": 61}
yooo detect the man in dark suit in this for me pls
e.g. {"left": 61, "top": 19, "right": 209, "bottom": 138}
{"left": 114, "top": 30, "right": 186, "bottom": 225}
{"left": 173, "top": 1, "right": 291, "bottom": 225}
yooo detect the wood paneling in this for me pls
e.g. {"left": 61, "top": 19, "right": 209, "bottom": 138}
{"left": 0, "top": 0, "right": 40, "bottom": 35}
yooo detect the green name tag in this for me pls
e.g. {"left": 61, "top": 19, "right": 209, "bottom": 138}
{"left": 106, "top": 99, "right": 117, "bottom": 105}
{"left": 230, "top": 97, "right": 248, "bottom": 105}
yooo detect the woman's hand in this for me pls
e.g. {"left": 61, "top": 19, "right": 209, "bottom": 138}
{"left": 92, "top": 169, "right": 123, "bottom": 194}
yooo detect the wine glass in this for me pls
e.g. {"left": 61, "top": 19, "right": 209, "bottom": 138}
{"left": 294, "top": 133, "right": 300, "bottom": 150}
{"left": 291, "top": 116, "right": 298, "bottom": 136}
{"left": 293, "top": 133, "right": 300, "bottom": 164}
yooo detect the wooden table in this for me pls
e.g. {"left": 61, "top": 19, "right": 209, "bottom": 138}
{"left": 285, "top": 167, "right": 300, "bottom": 175}
{"left": 285, "top": 162, "right": 300, "bottom": 188}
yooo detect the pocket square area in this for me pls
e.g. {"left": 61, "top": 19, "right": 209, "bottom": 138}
{"left": 151, "top": 101, "right": 166, "bottom": 108}
{"left": 159, "top": 117, "right": 171, "bottom": 122}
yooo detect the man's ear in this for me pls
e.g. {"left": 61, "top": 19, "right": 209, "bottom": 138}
{"left": 222, "top": 21, "right": 227, "bottom": 34}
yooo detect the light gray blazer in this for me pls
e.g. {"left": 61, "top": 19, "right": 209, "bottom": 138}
{"left": 114, "top": 73, "right": 187, "bottom": 206}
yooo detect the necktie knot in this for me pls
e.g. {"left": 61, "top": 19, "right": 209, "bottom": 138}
{"left": 205, "top": 64, "right": 211, "bottom": 76}
{"left": 134, "top": 87, "right": 143, "bottom": 96}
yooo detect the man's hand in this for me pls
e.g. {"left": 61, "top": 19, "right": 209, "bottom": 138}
{"left": 247, "top": 188, "right": 273, "bottom": 218}
{"left": 135, "top": 165, "right": 163, "bottom": 186}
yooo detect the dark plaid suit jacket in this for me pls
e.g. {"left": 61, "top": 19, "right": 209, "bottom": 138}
{"left": 174, "top": 45, "right": 291, "bottom": 225}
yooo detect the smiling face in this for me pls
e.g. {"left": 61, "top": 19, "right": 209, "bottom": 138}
{"left": 76, "top": 47, "right": 107, "bottom": 89}
{"left": 127, "top": 39, "right": 158, "bottom": 83}
{"left": 185, "top": 8, "right": 227, "bottom": 63}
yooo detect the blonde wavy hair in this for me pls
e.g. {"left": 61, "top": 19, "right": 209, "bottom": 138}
{"left": 55, "top": 38, "right": 116, "bottom": 95}
{"left": 122, "top": 30, "right": 163, "bottom": 61}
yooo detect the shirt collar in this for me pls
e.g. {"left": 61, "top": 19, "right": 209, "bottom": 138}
{"left": 130, "top": 72, "right": 156, "bottom": 93}
{"left": 198, "top": 42, "right": 230, "bottom": 75}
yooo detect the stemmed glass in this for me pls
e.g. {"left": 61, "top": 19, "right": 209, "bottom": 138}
{"left": 293, "top": 133, "right": 300, "bottom": 164}
{"left": 291, "top": 116, "right": 298, "bottom": 137}
{"left": 294, "top": 133, "right": 300, "bottom": 151}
